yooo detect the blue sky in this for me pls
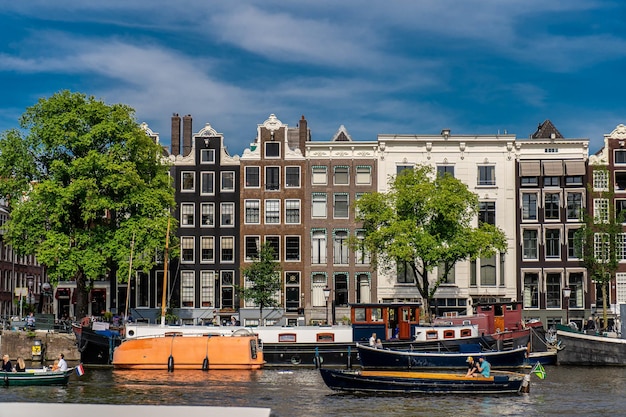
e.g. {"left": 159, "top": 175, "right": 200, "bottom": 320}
{"left": 1, "top": 1, "right": 624, "bottom": 155}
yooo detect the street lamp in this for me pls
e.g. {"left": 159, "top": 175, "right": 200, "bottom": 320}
{"left": 323, "top": 287, "right": 331, "bottom": 325}
{"left": 563, "top": 286, "right": 571, "bottom": 326}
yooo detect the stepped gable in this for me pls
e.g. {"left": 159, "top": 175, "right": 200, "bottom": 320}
{"left": 531, "top": 120, "right": 564, "bottom": 139}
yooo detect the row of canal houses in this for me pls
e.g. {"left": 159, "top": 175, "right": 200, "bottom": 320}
{"left": 2, "top": 114, "right": 626, "bottom": 331}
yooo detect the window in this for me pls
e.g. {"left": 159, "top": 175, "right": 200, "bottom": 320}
{"left": 355, "top": 230, "right": 370, "bottom": 264}
{"left": 521, "top": 177, "right": 538, "bottom": 186}
{"left": 593, "top": 170, "right": 609, "bottom": 191}
{"left": 181, "top": 172, "right": 195, "bottom": 192}
{"left": 181, "top": 236, "right": 194, "bottom": 263}
{"left": 478, "top": 166, "right": 495, "bottom": 186}
{"left": 544, "top": 193, "right": 560, "bottom": 220}
{"left": 437, "top": 165, "right": 454, "bottom": 178}
{"left": 544, "top": 176, "right": 560, "bottom": 187}
{"left": 245, "top": 166, "right": 260, "bottom": 188}
{"left": 311, "top": 229, "right": 327, "bottom": 264}
{"left": 245, "top": 200, "right": 260, "bottom": 224}
{"left": 220, "top": 202, "right": 235, "bottom": 226}
{"left": 546, "top": 273, "right": 561, "bottom": 308}
{"left": 567, "top": 228, "right": 579, "bottom": 259}
{"left": 334, "top": 166, "right": 349, "bottom": 185}
{"left": 356, "top": 166, "right": 372, "bottom": 184}
{"left": 594, "top": 233, "right": 610, "bottom": 262}
{"left": 285, "top": 272, "right": 301, "bottom": 312}
{"left": 523, "top": 273, "right": 539, "bottom": 308}
{"left": 333, "top": 194, "right": 349, "bottom": 218}
{"left": 397, "top": 261, "right": 416, "bottom": 283}
{"left": 565, "top": 176, "right": 583, "bottom": 185}
{"left": 245, "top": 236, "right": 260, "bottom": 261}
{"left": 265, "top": 199, "right": 280, "bottom": 224}
{"left": 312, "top": 193, "right": 327, "bottom": 218}
{"left": 480, "top": 255, "right": 496, "bottom": 286}
{"left": 201, "top": 203, "right": 214, "bottom": 227}
{"left": 567, "top": 192, "right": 583, "bottom": 221}
{"left": 594, "top": 199, "right": 609, "bottom": 223}
{"left": 478, "top": 201, "right": 495, "bottom": 225}
{"left": 617, "top": 233, "right": 626, "bottom": 261}
{"left": 333, "top": 230, "right": 349, "bottom": 265}
{"left": 201, "top": 172, "right": 214, "bottom": 195}
{"left": 285, "top": 166, "right": 300, "bottom": 188}
{"left": 522, "top": 193, "right": 537, "bottom": 221}
{"left": 523, "top": 229, "right": 538, "bottom": 260}
{"left": 616, "top": 172, "right": 626, "bottom": 191}
{"left": 569, "top": 272, "right": 584, "bottom": 309}
{"left": 285, "top": 199, "right": 300, "bottom": 224}
{"left": 616, "top": 150, "right": 626, "bottom": 164}
{"left": 265, "top": 236, "right": 280, "bottom": 261}
{"left": 334, "top": 273, "right": 349, "bottom": 307}
{"left": 356, "top": 273, "right": 371, "bottom": 303}
{"left": 181, "top": 271, "right": 194, "bottom": 308}
{"left": 220, "top": 236, "right": 234, "bottom": 263}
{"left": 200, "top": 271, "right": 215, "bottom": 308}
{"left": 201, "top": 148, "right": 215, "bottom": 163}
{"left": 285, "top": 236, "right": 300, "bottom": 261}
{"left": 312, "top": 273, "right": 328, "bottom": 307}
{"left": 397, "top": 165, "right": 413, "bottom": 175}
{"left": 180, "top": 203, "right": 194, "bottom": 227}
{"left": 200, "top": 236, "right": 214, "bottom": 263}
{"left": 312, "top": 166, "right": 327, "bottom": 185}
{"left": 221, "top": 172, "right": 235, "bottom": 192}
{"left": 221, "top": 271, "right": 234, "bottom": 309}
{"left": 266, "top": 166, "right": 280, "bottom": 190}
{"left": 617, "top": 199, "right": 626, "bottom": 223}
{"left": 136, "top": 271, "right": 149, "bottom": 308}
{"left": 545, "top": 229, "right": 561, "bottom": 259}
{"left": 265, "top": 142, "right": 280, "bottom": 158}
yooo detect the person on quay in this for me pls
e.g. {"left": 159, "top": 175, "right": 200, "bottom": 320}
{"left": 369, "top": 332, "right": 377, "bottom": 347}
{"left": 26, "top": 312, "right": 36, "bottom": 329}
{"left": 476, "top": 356, "right": 491, "bottom": 377}
{"left": 465, "top": 356, "right": 478, "bottom": 377}
{"left": 57, "top": 353, "right": 68, "bottom": 371}
{"left": 2, "top": 354, "right": 13, "bottom": 372}
{"left": 15, "top": 357, "right": 26, "bottom": 372}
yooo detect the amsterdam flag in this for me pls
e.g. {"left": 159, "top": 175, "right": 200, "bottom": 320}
{"left": 531, "top": 362, "right": 546, "bottom": 380}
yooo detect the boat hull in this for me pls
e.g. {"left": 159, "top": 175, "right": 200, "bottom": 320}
{"left": 1, "top": 369, "right": 73, "bottom": 386}
{"left": 76, "top": 326, "right": 122, "bottom": 365}
{"left": 319, "top": 369, "right": 528, "bottom": 394}
{"left": 556, "top": 330, "right": 626, "bottom": 365}
{"left": 112, "top": 334, "right": 264, "bottom": 370}
{"left": 357, "top": 344, "right": 528, "bottom": 369}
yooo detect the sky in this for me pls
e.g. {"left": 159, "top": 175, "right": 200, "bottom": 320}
{"left": 1, "top": 1, "right": 625, "bottom": 156}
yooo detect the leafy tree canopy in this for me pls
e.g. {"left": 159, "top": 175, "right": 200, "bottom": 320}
{"left": 0, "top": 90, "right": 176, "bottom": 318}
{"left": 353, "top": 165, "right": 508, "bottom": 318}
{"left": 239, "top": 243, "right": 282, "bottom": 323}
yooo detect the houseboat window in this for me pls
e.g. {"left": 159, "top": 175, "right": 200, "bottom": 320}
{"left": 354, "top": 308, "right": 366, "bottom": 322}
{"left": 426, "top": 331, "right": 438, "bottom": 340}
{"left": 371, "top": 308, "right": 383, "bottom": 322}
{"left": 443, "top": 330, "right": 455, "bottom": 339}
{"left": 278, "top": 334, "right": 297, "bottom": 343}
{"left": 317, "top": 333, "right": 335, "bottom": 342}
{"left": 460, "top": 329, "right": 472, "bottom": 337}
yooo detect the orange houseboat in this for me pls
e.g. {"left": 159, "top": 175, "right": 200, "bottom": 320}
{"left": 112, "top": 330, "right": 263, "bottom": 370}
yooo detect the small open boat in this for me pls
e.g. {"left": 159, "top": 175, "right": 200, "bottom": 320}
{"left": 319, "top": 368, "right": 530, "bottom": 394}
{"left": 1, "top": 368, "right": 73, "bottom": 386}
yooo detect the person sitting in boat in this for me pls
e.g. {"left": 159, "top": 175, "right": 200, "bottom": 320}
{"left": 15, "top": 357, "right": 26, "bottom": 372}
{"left": 51, "top": 359, "right": 59, "bottom": 371}
{"left": 57, "top": 353, "right": 68, "bottom": 371}
{"left": 465, "top": 356, "right": 478, "bottom": 377}
{"left": 2, "top": 354, "right": 13, "bottom": 372}
{"left": 476, "top": 356, "right": 491, "bottom": 377}
{"left": 375, "top": 339, "right": 383, "bottom": 349}
{"left": 369, "top": 333, "right": 377, "bottom": 347}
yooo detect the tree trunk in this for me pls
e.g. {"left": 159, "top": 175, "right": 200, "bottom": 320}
{"left": 74, "top": 269, "right": 90, "bottom": 320}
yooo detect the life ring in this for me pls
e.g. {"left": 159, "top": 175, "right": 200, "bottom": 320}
{"left": 290, "top": 355, "right": 301, "bottom": 365}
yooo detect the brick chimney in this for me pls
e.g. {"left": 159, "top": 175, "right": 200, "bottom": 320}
{"left": 171, "top": 113, "right": 181, "bottom": 156}
{"left": 299, "top": 115, "right": 308, "bottom": 151}
{"left": 182, "top": 114, "right": 193, "bottom": 157}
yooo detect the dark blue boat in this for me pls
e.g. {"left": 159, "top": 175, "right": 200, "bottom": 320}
{"left": 319, "top": 368, "right": 530, "bottom": 394}
{"left": 357, "top": 343, "right": 528, "bottom": 369}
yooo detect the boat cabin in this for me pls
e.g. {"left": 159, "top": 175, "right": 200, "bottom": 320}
{"left": 350, "top": 303, "right": 422, "bottom": 342}
{"left": 434, "top": 301, "right": 525, "bottom": 336}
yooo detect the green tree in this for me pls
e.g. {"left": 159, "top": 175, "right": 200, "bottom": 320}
{"left": 239, "top": 243, "right": 282, "bottom": 324}
{"left": 575, "top": 167, "right": 622, "bottom": 330}
{"left": 0, "top": 90, "right": 176, "bottom": 319}
{"left": 353, "top": 165, "right": 507, "bottom": 319}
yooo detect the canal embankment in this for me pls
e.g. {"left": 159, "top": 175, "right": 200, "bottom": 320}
{"left": 0, "top": 329, "right": 80, "bottom": 361}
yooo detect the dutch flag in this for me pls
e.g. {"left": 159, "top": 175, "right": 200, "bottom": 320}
{"left": 75, "top": 363, "right": 85, "bottom": 376}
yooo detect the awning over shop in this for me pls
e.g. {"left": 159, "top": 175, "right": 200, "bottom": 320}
{"left": 55, "top": 288, "right": 70, "bottom": 299}
{"left": 519, "top": 161, "right": 540, "bottom": 176}
{"left": 542, "top": 160, "right": 564, "bottom": 176}
{"left": 565, "top": 160, "right": 586, "bottom": 176}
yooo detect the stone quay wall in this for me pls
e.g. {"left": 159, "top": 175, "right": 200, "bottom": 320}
{"left": 0, "top": 330, "right": 80, "bottom": 362}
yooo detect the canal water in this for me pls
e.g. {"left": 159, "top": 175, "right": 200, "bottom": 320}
{"left": 1, "top": 365, "right": 624, "bottom": 417}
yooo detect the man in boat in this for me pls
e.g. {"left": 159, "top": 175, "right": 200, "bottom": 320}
{"left": 369, "top": 333, "right": 377, "bottom": 347}
{"left": 476, "top": 356, "right": 491, "bottom": 377}
{"left": 2, "top": 354, "right": 13, "bottom": 372}
{"left": 57, "top": 353, "right": 68, "bottom": 371}
{"left": 465, "top": 356, "right": 478, "bottom": 377}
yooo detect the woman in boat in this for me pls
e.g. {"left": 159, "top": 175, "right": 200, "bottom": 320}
{"left": 15, "top": 357, "right": 26, "bottom": 372}
{"left": 465, "top": 356, "right": 478, "bottom": 377}
{"left": 51, "top": 359, "right": 59, "bottom": 371}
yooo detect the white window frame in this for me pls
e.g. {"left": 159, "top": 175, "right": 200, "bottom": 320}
{"left": 265, "top": 199, "right": 281, "bottom": 224}
{"left": 200, "top": 172, "right": 215, "bottom": 195}
{"left": 180, "top": 203, "right": 195, "bottom": 227}
{"left": 220, "top": 202, "right": 235, "bottom": 227}
{"left": 181, "top": 171, "right": 195, "bottom": 192}
{"left": 201, "top": 203, "right": 215, "bottom": 227}
{"left": 221, "top": 171, "right": 235, "bottom": 192}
